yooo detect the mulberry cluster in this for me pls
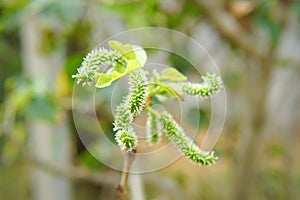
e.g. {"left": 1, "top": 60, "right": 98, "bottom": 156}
{"left": 113, "top": 96, "right": 137, "bottom": 151}
{"left": 146, "top": 111, "right": 161, "bottom": 145}
{"left": 72, "top": 41, "right": 223, "bottom": 165}
{"left": 128, "top": 69, "right": 148, "bottom": 115}
{"left": 115, "top": 129, "right": 138, "bottom": 152}
{"left": 113, "top": 69, "right": 148, "bottom": 151}
{"left": 159, "top": 112, "right": 217, "bottom": 165}
{"left": 72, "top": 48, "right": 127, "bottom": 86}
{"left": 113, "top": 96, "right": 133, "bottom": 133}
{"left": 181, "top": 73, "right": 223, "bottom": 98}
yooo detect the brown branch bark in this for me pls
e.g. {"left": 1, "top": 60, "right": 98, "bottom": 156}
{"left": 195, "top": 0, "right": 267, "bottom": 60}
{"left": 194, "top": 1, "right": 280, "bottom": 199}
{"left": 116, "top": 150, "right": 136, "bottom": 200}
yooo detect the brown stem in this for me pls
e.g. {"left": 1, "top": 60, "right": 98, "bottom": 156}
{"left": 116, "top": 150, "right": 136, "bottom": 200}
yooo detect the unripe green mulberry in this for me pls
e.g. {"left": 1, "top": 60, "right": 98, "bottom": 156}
{"left": 113, "top": 69, "right": 149, "bottom": 151}
{"left": 115, "top": 129, "right": 138, "bottom": 151}
{"left": 128, "top": 69, "right": 148, "bottom": 115}
{"left": 113, "top": 96, "right": 138, "bottom": 151}
{"left": 73, "top": 48, "right": 127, "bottom": 86}
{"left": 146, "top": 111, "right": 161, "bottom": 145}
{"left": 182, "top": 73, "right": 223, "bottom": 98}
{"left": 159, "top": 112, "right": 217, "bottom": 165}
{"left": 113, "top": 96, "right": 133, "bottom": 132}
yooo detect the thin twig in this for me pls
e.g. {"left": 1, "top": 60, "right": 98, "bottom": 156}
{"left": 116, "top": 150, "right": 136, "bottom": 200}
{"left": 30, "top": 155, "right": 185, "bottom": 199}
{"left": 29, "top": 157, "right": 119, "bottom": 185}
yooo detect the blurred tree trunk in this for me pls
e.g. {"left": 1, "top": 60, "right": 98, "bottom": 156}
{"left": 194, "top": 1, "right": 275, "bottom": 199}
{"left": 20, "top": 16, "right": 72, "bottom": 200}
{"left": 279, "top": 17, "right": 300, "bottom": 200}
{"left": 282, "top": 90, "right": 299, "bottom": 200}
{"left": 267, "top": 14, "right": 300, "bottom": 199}
{"left": 235, "top": 57, "right": 272, "bottom": 200}
{"left": 193, "top": 1, "right": 300, "bottom": 199}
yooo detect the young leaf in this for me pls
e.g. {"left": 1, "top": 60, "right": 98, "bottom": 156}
{"left": 126, "top": 59, "right": 143, "bottom": 72}
{"left": 95, "top": 73, "right": 113, "bottom": 88}
{"left": 95, "top": 59, "right": 143, "bottom": 89}
{"left": 72, "top": 47, "right": 127, "bottom": 86}
{"left": 131, "top": 45, "right": 147, "bottom": 67}
{"left": 114, "top": 64, "right": 127, "bottom": 74}
{"left": 160, "top": 68, "right": 187, "bottom": 82}
{"left": 108, "top": 40, "right": 136, "bottom": 59}
{"left": 156, "top": 83, "right": 183, "bottom": 100}
{"left": 109, "top": 40, "right": 147, "bottom": 67}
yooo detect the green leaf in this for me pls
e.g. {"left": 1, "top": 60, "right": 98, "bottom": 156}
{"left": 155, "top": 83, "right": 183, "bottom": 100}
{"left": 108, "top": 40, "right": 135, "bottom": 59}
{"left": 95, "top": 60, "right": 142, "bottom": 89}
{"left": 112, "top": 59, "right": 142, "bottom": 80}
{"left": 160, "top": 68, "right": 187, "bottom": 82}
{"left": 94, "top": 40, "right": 147, "bottom": 89}
{"left": 114, "top": 64, "right": 127, "bottom": 74}
{"left": 109, "top": 40, "right": 147, "bottom": 66}
{"left": 95, "top": 73, "right": 113, "bottom": 88}
{"left": 131, "top": 45, "right": 147, "bottom": 66}
{"left": 126, "top": 59, "right": 142, "bottom": 72}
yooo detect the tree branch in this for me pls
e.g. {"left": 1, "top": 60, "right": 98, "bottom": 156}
{"left": 30, "top": 158, "right": 119, "bottom": 186}
{"left": 116, "top": 150, "right": 136, "bottom": 200}
{"left": 195, "top": 0, "right": 267, "bottom": 60}
{"left": 30, "top": 155, "right": 184, "bottom": 200}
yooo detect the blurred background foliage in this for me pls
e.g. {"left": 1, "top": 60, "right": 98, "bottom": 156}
{"left": 0, "top": 0, "right": 300, "bottom": 200}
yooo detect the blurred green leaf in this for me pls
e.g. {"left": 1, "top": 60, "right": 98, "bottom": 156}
{"left": 255, "top": 2, "right": 283, "bottom": 47}
{"left": 23, "top": 96, "right": 57, "bottom": 123}
{"left": 267, "top": 141, "right": 284, "bottom": 157}
{"left": 9, "top": 86, "right": 32, "bottom": 111}
{"left": 78, "top": 150, "right": 104, "bottom": 170}
{"left": 65, "top": 53, "right": 83, "bottom": 83}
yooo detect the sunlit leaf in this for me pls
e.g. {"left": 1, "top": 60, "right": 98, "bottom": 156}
{"left": 155, "top": 83, "right": 183, "bottom": 100}
{"left": 95, "top": 73, "right": 113, "bottom": 88}
{"left": 160, "top": 67, "right": 187, "bottom": 82}
{"left": 126, "top": 59, "right": 142, "bottom": 72}
{"left": 89, "top": 41, "right": 147, "bottom": 89}
{"left": 109, "top": 40, "right": 147, "bottom": 66}
{"left": 108, "top": 40, "right": 135, "bottom": 59}
{"left": 131, "top": 45, "right": 147, "bottom": 66}
{"left": 114, "top": 64, "right": 127, "bottom": 74}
